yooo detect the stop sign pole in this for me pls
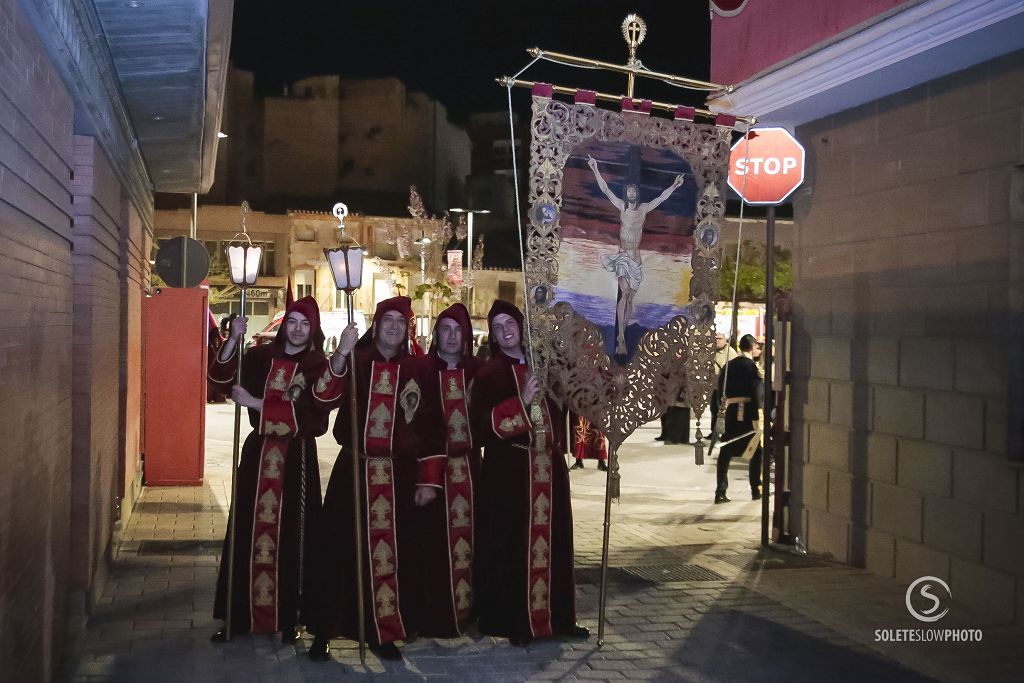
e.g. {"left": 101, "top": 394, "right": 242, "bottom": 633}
{"left": 728, "top": 128, "right": 805, "bottom": 548}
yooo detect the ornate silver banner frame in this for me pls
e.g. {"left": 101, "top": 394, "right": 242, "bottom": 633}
{"left": 524, "top": 94, "right": 730, "bottom": 451}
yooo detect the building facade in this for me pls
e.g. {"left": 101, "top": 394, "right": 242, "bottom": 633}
{"left": 710, "top": 0, "right": 1024, "bottom": 625}
{"left": 206, "top": 69, "right": 471, "bottom": 216}
{"left": 0, "top": 0, "right": 230, "bottom": 679}
{"left": 154, "top": 204, "right": 526, "bottom": 344}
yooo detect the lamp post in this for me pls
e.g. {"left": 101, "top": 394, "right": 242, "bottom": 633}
{"left": 222, "top": 201, "right": 262, "bottom": 641}
{"left": 449, "top": 207, "right": 489, "bottom": 314}
{"left": 324, "top": 201, "right": 368, "bottom": 664}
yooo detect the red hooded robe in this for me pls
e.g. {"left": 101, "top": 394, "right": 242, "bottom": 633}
{"left": 471, "top": 300, "right": 578, "bottom": 641}
{"left": 208, "top": 296, "right": 329, "bottom": 635}
{"left": 308, "top": 296, "right": 441, "bottom": 646}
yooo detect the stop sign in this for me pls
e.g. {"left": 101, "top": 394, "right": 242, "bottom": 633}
{"left": 727, "top": 127, "right": 805, "bottom": 205}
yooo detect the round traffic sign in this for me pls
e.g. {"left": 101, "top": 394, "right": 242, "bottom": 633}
{"left": 727, "top": 127, "right": 806, "bottom": 205}
{"left": 155, "top": 236, "right": 210, "bottom": 288}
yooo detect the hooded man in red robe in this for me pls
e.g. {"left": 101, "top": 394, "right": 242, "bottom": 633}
{"left": 208, "top": 296, "right": 329, "bottom": 643}
{"left": 307, "top": 296, "right": 441, "bottom": 662}
{"left": 408, "top": 303, "right": 483, "bottom": 637}
{"left": 471, "top": 300, "right": 589, "bottom": 646}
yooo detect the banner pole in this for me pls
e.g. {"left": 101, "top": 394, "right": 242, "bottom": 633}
{"left": 224, "top": 285, "right": 246, "bottom": 640}
{"left": 596, "top": 443, "right": 617, "bottom": 648}
{"left": 346, "top": 291, "right": 367, "bottom": 664}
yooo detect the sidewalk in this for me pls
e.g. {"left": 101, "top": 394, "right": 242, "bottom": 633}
{"left": 64, "top": 404, "right": 1023, "bottom": 681}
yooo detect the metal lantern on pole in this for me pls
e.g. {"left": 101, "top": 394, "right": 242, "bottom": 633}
{"left": 223, "top": 200, "right": 262, "bottom": 641}
{"left": 323, "top": 201, "right": 368, "bottom": 664}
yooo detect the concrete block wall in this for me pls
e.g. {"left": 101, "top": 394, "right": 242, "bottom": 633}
{"left": 70, "top": 136, "right": 126, "bottom": 604}
{"left": 0, "top": 0, "right": 75, "bottom": 679}
{"left": 790, "top": 51, "right": 1024, "bottom": 627}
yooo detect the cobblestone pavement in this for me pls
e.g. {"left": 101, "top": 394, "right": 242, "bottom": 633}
{"left": 63, "top": 404, "right": 1023, "bottom": 682}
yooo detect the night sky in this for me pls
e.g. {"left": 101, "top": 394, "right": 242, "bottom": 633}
{"left": 231, "top": 1, "right": 712, "bottom": 123}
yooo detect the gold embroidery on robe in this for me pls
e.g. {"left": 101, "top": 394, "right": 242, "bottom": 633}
{"left": 445, "top": 376, "right": 464, "bottom": 400}
{"left": 286, "top": 372, "right": 307, "bottom": 401}
{"left": 376, "top": 584, "right": 397, "bottom": 617}
{"left": 499, "top": 412, "right": 526, "bottom": 434}
{"left": 264, "top": 421, "right": 290, "bottom": 436}
{"left": 370, "top": 495, "right": 393, "bottom": 530}
{"left": 448, "top": 408, "right": 469, "bottom": 442}
{"left": 316, "top": 368, "right": 331, "bottom": 394}
{"left": 369, "top": 459, "right": 391, "bottom": 485}
{"left": 531, "top": 578, "right": 549, "bottom": 611}
{"left": 263, "top": 447, "right": 284, "bottom": 479}
{"left": 254, "top": 572, "right": 274, "bottom": 606}
{"left": 254, "top": 533, "right": 276, "bottom": 565}
{"left": 455, "top": 579, "right": 472, "bottom": 610}
{"left": 452, "top": 537, "right": 471, "bottom": 570}
{"left": 400, "top": 378, "right": 421, "bottom": 424}
{"left": 531, "top": 536, "right": 549, "bottom": 569}
{"left": 368, "top": 403, "right": 392, "bottom": 439}
{"left": 258, "top": 489, "right": 279, "bottom": 524}
{"left": 450, "top": 495, "right": 471, "bottom": 528}
{"left": 267, "top": 367, "right": 288, "bottom": 392}
{"left": 374, "top": 369, "right": 395, "bottom": 395}
{"left": 372, "top": 539, "right": 396, "bottom": 577}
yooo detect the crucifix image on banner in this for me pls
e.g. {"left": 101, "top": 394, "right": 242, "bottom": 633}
{"left": 523, "top": 89, "right": 731, "bottom": 448}
{"left": 554, "top": 141, "right": 697, "bottom": 360}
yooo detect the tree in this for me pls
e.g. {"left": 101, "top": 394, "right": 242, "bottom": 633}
{"left": 718, "top": 240, "right": 793, "bottom": 303}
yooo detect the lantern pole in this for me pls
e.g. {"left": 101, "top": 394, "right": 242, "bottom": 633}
{"left": 224, "top": 200, "right": 255, "bottom": 641}
{"left": 331, "top": 202, "right": 367, "bottom": 664}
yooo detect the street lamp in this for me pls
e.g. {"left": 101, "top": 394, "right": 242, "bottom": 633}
{"left": 222, "top": 201, "right": 262, "bottom": 642}
{"left": 323, "top": 201, "right": 367, "bottom": 664}
{"left": 449, "top": 207, "right": 489, "bottom": 313}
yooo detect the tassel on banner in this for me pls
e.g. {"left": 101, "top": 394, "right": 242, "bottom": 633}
{"left": 574, "top": 89, "right": 597, "bottom": 106}
{"left": 674, "top": 106, "right": 696, "bottom": 121}
{"left": 715, "top": 113, "right": 738, "bottom": 128}
{"left": 621, "top": 97, "right": 653, "bottom": 115}
{"left": 531, "top": 82, "right": 554, "bottom": 98}
{"left": 694, "top": 428, "right": 705, "bottom": 466}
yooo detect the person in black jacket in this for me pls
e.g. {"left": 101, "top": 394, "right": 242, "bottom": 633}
{"left": 710, "top": 334, "right": 763, "bottom": 503}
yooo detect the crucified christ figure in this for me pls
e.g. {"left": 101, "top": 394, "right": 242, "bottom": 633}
{"left": 588, "top": 155, "right": 686, "bottom": 354}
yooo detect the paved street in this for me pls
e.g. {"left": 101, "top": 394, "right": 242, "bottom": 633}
{"left": 63, "top": 403, "right": 1023, "bottom": 682}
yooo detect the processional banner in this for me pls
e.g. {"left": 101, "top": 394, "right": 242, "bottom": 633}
{"left": 524, "top": 87, "right": 731, "bottom": 450}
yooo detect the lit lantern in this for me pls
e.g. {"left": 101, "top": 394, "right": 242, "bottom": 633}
{"left": 324, "top": 202, "right": 364, "bottom": 293}
{"left": 225, "top": 242, "right": 262, "bottom": 286}
{"left": 225, "top": 201, "right": 262, "bottom": 286}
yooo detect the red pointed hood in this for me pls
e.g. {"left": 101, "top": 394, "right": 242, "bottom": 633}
{"left": 357, "top": 295, "right": 415, "bottom": 351}
{"left": 429, "top": 303, "right": 473, "bottom": 357}
{"left": 273, "top": 295, "right": 323, "bottom": 352}
{"left": 487, "top": 299, "right": 525, "bottom": 355}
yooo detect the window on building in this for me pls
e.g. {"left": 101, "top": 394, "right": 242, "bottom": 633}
{"left": 295, "top": 269, "right": 315, "bottom": 299}
{"left": 259, "top": 242, "right": 276, "bottom": 277}
{"left": 498, "top": 280, "right": 516, "bottom": 303}
{"left": 205, "top": 241, "right": 222, "bottom": 267}
{"left": 492, "top": 139, "right": 520, "bottom": 174}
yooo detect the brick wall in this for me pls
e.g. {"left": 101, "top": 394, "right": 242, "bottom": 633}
{"left": 70, "top": 136, "right": 125, "bottom": 602}
{"left": 790, "top": 51, "right": 1024, "bottom": 626}
{"left": 0, "top": 0, "right": 75, "bottom": 678}
{"left": 121, "top": 203, "right": 148, "bottom": 521}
